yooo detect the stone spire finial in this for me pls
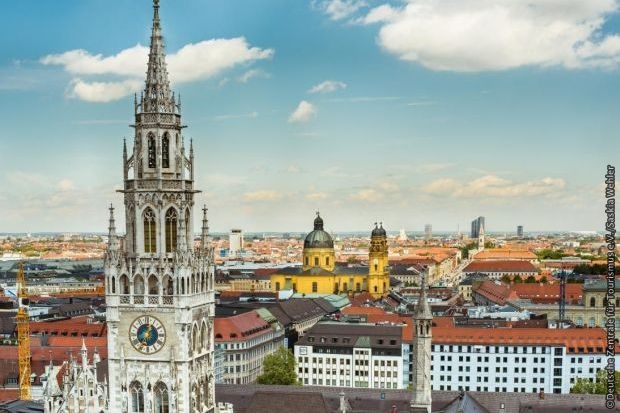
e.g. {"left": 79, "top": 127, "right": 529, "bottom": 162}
{"left": 107, "top": 204, "right": 120, "bottom": 253}
{"left": 143, "top": 0, "right": 172, "bottom": 113}
{"left": 201, "top": 205, "right": 210, "bottom": 251}
{"left": 415, "top": 272, "right": 432, "bottom": 320}
{"left": 81, "top": 338, "right": 88, "bottom": 369}
{"left": 108, "top": 204, "right": 116, "bottom": 236}
{"left": 122, "top": 138, "right": 128, "bottom": 180}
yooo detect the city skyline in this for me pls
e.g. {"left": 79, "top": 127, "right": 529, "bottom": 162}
{"left": 0, "top": 0, "right": 618, "bottom": 233}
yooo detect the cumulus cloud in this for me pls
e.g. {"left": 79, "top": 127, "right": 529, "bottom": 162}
{"left": 350, "top": 189, "right": 379, "bottom": 202}
{"left": 359, "top": 4, "right": 398, "bottom": 24}
{"left": 288, "top": 100, "right": 317, "bottom": 123}
{"left": 358, "top": 0, "right": 620, "bottom": 71}
{"left": 243, "top": 190, "right": 283, "bottom": 202}
{"left": 67, "top": 78, "right": 142, "bottom": 102}
{"left": 41, "top": 37, "right": 274, "bottom": 102}
{"left": 315, "top": 0, "right": 368, "bottom": 21}
{"left": 309, "top": 80, "right": 347, "bottom": 93}
{"left": 237, "top": 68, "right": 269, "bottom": 83}
{"left": 422, "top": 175, "right": 566, "bottom": 198}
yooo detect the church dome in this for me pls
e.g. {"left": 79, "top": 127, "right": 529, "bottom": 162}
{"left": 371, "top": 223, "right": 387, "bottom": 237}
{"left": 304, "top": 213, "right": 334, "bottom": 248}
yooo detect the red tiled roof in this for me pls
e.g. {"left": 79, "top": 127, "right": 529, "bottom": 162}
{"left": 474, "top": 249, "right": 537, "bottom": 260}
{"left": 464, "top": 260, "right": 537, "bottom": 273}
{"left": 349, "top": 292, "right": 376, "bottom": 306}
{"left": 472, "top": 281, "right": 516, "bottom": 305}
{"left": 511, "top": 283, "right": 583, "bottom": 304}
{"left": 30, "top": 316, "right": 106, "bottom": 337}
{"left": 215, "top": 310, "right": 271, "bottom": 342}
{"left": 342, "top": 306, "right": 388, "bottom": 316}
{"left": 433, "top": 323, "right": 615, "bottom": 353}
{"left": 254, "top": 268, "right": 280, "bottom": 276}
{"left": 0, "top": 388, "right": 19, "bottom": 401}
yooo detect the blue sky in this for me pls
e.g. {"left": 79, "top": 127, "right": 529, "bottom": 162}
{"left": 0, "top": 0, "right": 618, "bottom": 234}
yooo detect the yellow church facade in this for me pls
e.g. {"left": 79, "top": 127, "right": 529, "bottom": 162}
{"left": 270, "top": 213, "right": 390, "bottom": 299}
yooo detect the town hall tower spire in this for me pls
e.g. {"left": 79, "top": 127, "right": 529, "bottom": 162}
{"left": 105, "top": 1, "right": 216, "bottom": 412}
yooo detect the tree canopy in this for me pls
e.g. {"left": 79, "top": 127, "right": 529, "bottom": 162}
{"left": 535, "top": 249, "right": 565, "bottom": 260}
{"left": 257, "top": 346, "right": 298, "bottom": 385}
{"left": 571, "top": 370, "right": 620, "bottom": 395}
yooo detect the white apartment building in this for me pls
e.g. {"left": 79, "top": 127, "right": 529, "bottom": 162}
{"left": 215, "top": 309, "right": 285, "bottom": 384}
{"left": 430, "top": 318, "right": 619, "bottom": 394}
{"left": 294, "top": 322, "right": 405, "bottom": 390}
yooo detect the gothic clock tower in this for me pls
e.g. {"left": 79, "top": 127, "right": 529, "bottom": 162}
{"left": 105, "top": 1, "right": 216, "bottom": 412}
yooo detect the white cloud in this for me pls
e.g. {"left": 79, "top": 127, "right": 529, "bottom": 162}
{"left": 360, "top": 0, "right": 620, "bottom": 71}
{"left": 67, "top": 78, "right": 142, "bottom": 103}
{"left": 315, "top": 0, "right": 368, "bottom": 21}
{"left": 41, "top": 37, "right": 274, "bottom": 102}
{"left": 422, "top": 175, "right": 566, "bottom": 198}
{"left": 237, "top": 69, "right": 269, "bottom": 83}
{"left": 57, "top": 179, "right": 75, "bottom": 192}
{"left": 243, "top": 190, "right": 283, "bottom": 202}
{"left": 360, "top": 4, "right": 398, "bottom": 24}
{"left": 309, "top": 80, "right": 347, "bottom": 93}
{"left": 40, "top": 45, "right": 147, "bottom": 76}
{"left": 288, "top": 100, "right": 317, "bottom": 123}
{"left": 379, "top": 181, "right": 399, "bottom": 193}
{"left": 350, "top": 189, "right": 378, "bottom": 202}
{"left": 287, "top": 165, "right": 302, "bottom": 173}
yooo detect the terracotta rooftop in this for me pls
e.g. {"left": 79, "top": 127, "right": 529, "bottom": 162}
{"left": 432, "top": 319, "right": 616, "bottom": 353}
{"left": 511, "top": 283, "right": 583, "bottom": 304}
{"left": 29, "top": 316, "right": 107, "bottom": 338}
{"left": 473, "top": 249, "right": 537, "bottom": 260}
{"left": 464, "top": 260, "right": 538, "bottom": 273}
{"left": 472, "top": 280, "right": 517, "bottom": 305}
{"left": 215, "top": 310, "right": 272, "bottom": 342}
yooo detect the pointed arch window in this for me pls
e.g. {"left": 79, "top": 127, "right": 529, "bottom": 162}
{"left": 162, "top": 133, "right": 170, "bottom": 169}
{"left": 165, "top": 208, "right": 178, "bottom": 253}
{"left": 130, "top": 381, "right": 144, "bottom": 413}
{"left": 143, "top": 208, "right": 156, "bottom": 253}
{"left": 154, "top": 382, "right": 169, "bottom": 413}
{"left": 147, "top": 133, "right": 156, "bottom": 168}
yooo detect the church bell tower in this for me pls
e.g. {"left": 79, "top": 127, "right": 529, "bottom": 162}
{"left": 105, "top": 1, "right": 216, "bottom": 412}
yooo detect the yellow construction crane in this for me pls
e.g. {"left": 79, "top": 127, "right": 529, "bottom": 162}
{"left": 16, "top": 262, "right": 31, "bottom": 400}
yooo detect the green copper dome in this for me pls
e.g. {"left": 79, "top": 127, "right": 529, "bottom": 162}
{"left": 304, "top": 213, "right": 334, "bottom": 248}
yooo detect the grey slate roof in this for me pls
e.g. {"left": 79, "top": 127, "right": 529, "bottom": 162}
{"left": 215, "top": 385, "right": 617, "bottom": 413}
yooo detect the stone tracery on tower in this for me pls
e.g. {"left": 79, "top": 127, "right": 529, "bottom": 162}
{"left": 69, "top": 1, "right": 224, "bottom": 412}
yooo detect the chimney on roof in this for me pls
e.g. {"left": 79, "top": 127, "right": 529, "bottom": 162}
{"left": 339, "top": 391, "right": 347, "bottom": 413}
{"left": 539, "top": 389, "right": 545, "bottom": 400}
{"left": 391, "top": 405, "right": 397, "bottom": 413}
{"left": 499, "top": 402, "right": 505, "bottom": 413}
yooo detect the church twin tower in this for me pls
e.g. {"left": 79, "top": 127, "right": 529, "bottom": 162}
{"left": 104, "top": 1, "right": 216, "bottom": 412}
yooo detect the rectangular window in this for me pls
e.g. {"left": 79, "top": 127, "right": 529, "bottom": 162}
{"left": 312, "top": 282, "right": 318, "bottom": 293}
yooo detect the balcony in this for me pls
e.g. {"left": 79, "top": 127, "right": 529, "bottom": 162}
{"left": 123, "top": 179, "right": 194, "bottom": 191}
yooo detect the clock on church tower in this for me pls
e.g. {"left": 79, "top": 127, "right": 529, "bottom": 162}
{"left": 104, "top": 1, "right": 216, "bottom": 412}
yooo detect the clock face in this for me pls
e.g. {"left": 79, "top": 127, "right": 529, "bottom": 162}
{"left": 129, "top": 315, "right": 166, "bottom": 354}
